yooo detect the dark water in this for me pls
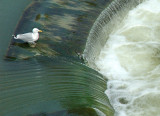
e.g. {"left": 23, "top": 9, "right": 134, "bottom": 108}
{"left": 0, "top": 0, "right": 114, "bottom": 116}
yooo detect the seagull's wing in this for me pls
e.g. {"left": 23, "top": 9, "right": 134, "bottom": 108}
{"left": 17, "top": 33, "right": 33, "bottom": 42}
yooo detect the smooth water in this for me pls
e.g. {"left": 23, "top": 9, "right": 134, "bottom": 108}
{"left": 84, "top": 0, "right": 160, "bottom": 115}
{"left": 0, "top": 0, "right": 31, "bottom": 59}
{"left": 0, "top": 0, "right": 114, "bottom": 116}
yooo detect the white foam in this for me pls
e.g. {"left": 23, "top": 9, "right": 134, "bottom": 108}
{"left": 95, "top": 0, "right": 160, "bottom": 115}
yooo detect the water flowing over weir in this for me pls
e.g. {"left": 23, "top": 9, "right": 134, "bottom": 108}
{"left": 84, "top": 0, "right": 160, "bottom": 116}
{"left": 83, "top": 0, "right": 144, "bottom": 68}
{"left": 0, "top": 57, "right": 114, "bottom": 116}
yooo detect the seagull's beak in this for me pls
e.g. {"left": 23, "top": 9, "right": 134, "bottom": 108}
{"left": 38, "top": 30, "right": 42, "bottom": 32}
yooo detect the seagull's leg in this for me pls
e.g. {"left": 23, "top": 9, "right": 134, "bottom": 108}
{"left": 28, "top": 42, "right": 36, "bottom": 47}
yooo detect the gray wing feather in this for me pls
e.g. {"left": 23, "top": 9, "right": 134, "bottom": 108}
{"left": 17, "top": 33, "right": 33, "bottom": 42}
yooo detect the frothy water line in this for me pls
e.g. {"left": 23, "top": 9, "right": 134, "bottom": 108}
{"left": 98, "top": 0, "right": 160, "bottom": 115}
{"left": 84, "top": 0, "right": 160, "bottom": 115}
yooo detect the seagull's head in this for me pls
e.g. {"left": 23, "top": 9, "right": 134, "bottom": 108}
{"left": 32, "top": 28, "right": 42, "bottom": 33}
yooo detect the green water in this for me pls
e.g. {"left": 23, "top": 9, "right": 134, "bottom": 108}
{"left": 0, "top": 0, "right": 114, "bottom": 116}
{"left": 0, "top": 0, "right": 31, "bottom": 59}
{"left": 0, "top": 57, "right": 113, "bottom": 116}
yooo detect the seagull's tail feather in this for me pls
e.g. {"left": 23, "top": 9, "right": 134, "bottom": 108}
{"left": 12, "top": 35, "right": 18, "bottom": 39}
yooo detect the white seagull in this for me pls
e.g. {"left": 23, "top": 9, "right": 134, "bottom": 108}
{"left": 12, "top": 28, "right": 42, "bottom": 44}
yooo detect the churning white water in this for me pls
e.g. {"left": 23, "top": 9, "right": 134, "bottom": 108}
{"left": 95, "top": 0, "right": 160, "bottom": 115}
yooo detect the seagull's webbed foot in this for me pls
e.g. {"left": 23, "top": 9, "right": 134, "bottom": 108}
{"left": 28, "top": 42, "right": 36, "bottom": 48}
